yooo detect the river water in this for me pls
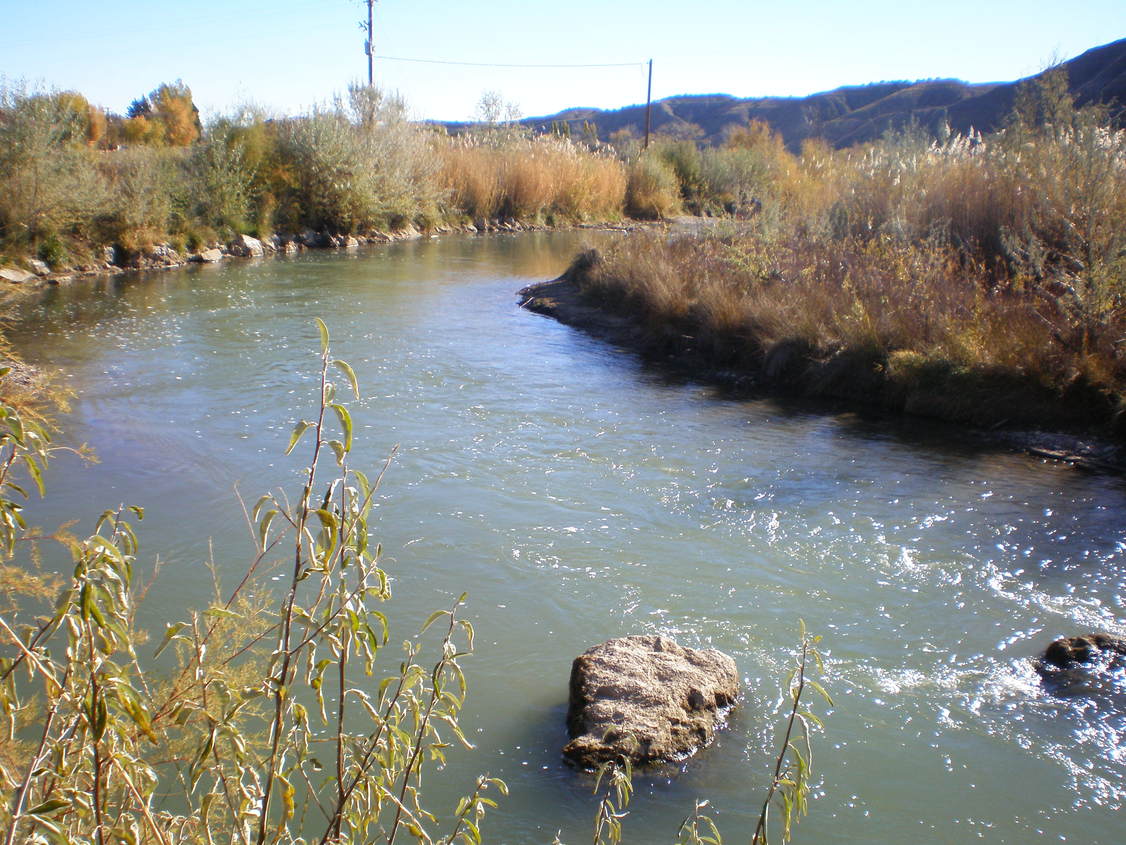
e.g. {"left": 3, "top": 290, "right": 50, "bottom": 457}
{"left": 9, "top": 231, "right": 1126, "bottom": 843}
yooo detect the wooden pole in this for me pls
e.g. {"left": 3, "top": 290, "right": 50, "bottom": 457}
{"left": 644, "top": 58, "right": 653, "bottom": 149}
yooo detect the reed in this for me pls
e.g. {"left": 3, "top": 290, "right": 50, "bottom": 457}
{"left": 571, "top": 90, "right": 1125, "bottom": 435}
{"left": 435, "top": 134, "right": 626, "bottom": 224}
{"left": 578, "top": 206, "right": 1124, "bottom": 434}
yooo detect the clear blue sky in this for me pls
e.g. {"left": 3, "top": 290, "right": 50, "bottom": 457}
{"left": 3, "top": 0, "right": 1123, "bottom": 121}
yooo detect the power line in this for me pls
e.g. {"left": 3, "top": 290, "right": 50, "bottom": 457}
{"left": 373, "top": 54, "right": 646, "bottom": 69}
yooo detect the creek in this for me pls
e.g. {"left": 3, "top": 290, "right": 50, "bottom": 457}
{"left": 9, "top": 231, "right": 1126, "bottom": 843}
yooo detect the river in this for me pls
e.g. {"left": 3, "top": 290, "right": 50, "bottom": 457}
{"left": 9, "top": 231, "right": 1126, "bottom": 843}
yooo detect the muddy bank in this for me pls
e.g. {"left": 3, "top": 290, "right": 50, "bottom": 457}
{"left": 519, "top": 262, "right": 1126, "bottom": 474}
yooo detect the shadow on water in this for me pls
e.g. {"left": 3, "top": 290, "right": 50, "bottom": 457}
{"left": 526, "top": 302, "right": 1126, "bottom": 479}
{"left": 1038, "top": 653, "right": 1126, "bottom": 702}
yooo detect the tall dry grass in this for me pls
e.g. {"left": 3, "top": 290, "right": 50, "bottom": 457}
{"left": 435, "top": 134, "right": 625, "bottom": 223}
{"left": 576, "top": 112, "right": 1126, "bottom": 435}
{"left": 624, "top": 153, "right": 681, "bottom": 219}
{"left": 582, "top": 230, "right": 1123, "bottom": 432}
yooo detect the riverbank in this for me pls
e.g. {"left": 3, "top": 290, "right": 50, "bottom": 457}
{"left": 0, "top": 219, "right": 650, "bottom": 308}
{"left": 520, "top": 244, "right": 1126, "bottom": 472}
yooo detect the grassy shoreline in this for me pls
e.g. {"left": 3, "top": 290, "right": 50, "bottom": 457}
{"left": 0, "top": 83, "right": 630, "bottom": 278}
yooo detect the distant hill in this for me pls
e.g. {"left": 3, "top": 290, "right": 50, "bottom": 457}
{"left": 441, "top": 38, "right": 1126, "bottom": 149}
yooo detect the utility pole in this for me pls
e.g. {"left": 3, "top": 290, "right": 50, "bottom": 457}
{"left": 363, "top": 0, "right": 376, "bottom": 86}
{"left": 644, "top": 59, "right": 653, "bottom": 150}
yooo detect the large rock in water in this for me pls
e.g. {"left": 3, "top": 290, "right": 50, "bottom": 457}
{"left": 563, "top": 635, "right": 739, "bottom": 768}
{"left": 0, "top": 267, "right": 37, "bottom": 284}
{"left": 229, "top": 234, "right": 265, "bottom": 258}
{"left": 192, "top": 248, "right": 224, "bottom": 263}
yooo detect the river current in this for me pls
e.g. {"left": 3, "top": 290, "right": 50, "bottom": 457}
{"left": 9, "top": 231, "right": 1126, "bottom": 843}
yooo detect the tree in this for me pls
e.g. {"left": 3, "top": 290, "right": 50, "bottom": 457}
{"left": 152, "top": 81, "right": 201, "bottom": 146}
{"left": 0, "top": 85, "right": 106, "bottom": 244}
{"left": 122, "top": 81, "right": 202, "bottom": 146}
{"left": 474, "top": 90, "right": 521, "bottom": 126}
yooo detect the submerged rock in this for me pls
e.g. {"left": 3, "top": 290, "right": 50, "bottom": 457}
{"left": 563, "top": 635, "right": 738, "bottom": 769}
{"left": 1039, "top": 633, "right": 1126, "bottom": 671}
{"left": 1036, "top": 633, "right": 1126, "bottom": 699}
{"left": 270, "top": 235, "right": 299, "bottom": 255}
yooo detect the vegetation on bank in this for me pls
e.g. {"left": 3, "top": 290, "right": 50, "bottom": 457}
{"left": 0, "top": 82, "right": 628, "bottom": 272}
{"left": 565, "top": 81, "right": 1126, "bottom": 438}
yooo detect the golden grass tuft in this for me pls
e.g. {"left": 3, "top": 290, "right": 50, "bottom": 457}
{"left": 624, "top": 154, "right": 681, "bottom": 219}
{"left": 434, "top": 135, "right": 625, "bottom": 224}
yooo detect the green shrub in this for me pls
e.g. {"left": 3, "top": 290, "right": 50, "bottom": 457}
{"left": 625, "top": 154, "right": 681, "bottom": 219}
{"left": 96, "top": 146, "right": 191, "bottom": 248}
{"left": 654, "top": 138, "right": 704, "bottom": 208}
{"left": 36, "top": 233, "right": 66, "bottom": 268}
{"left": 188, "top": 124, "right": 252, "bottom": 232}
{"left": 0, "top": 83, "right": 109, "bottom": 249}
{"left": 272, "top": 86, "right": 441, "bottom": 233}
